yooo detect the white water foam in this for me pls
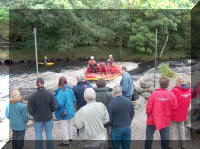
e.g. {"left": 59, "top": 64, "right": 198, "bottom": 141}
{"left": 0, "top": 75, "right": 9, "bottom": 148}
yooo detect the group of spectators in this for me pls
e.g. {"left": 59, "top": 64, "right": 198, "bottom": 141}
{"left": 5, "top": 65, "right": 192, "bottom": 149}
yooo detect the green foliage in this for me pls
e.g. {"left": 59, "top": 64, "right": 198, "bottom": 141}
{"left": 0, "top": 0, "right": 196, "bottom": 59}
{"left": 159, "top": 63, "right": 176, "bottom": 78}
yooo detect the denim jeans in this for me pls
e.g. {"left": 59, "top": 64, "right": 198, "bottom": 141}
{"left": 12, "top": 130, "right": 25, "bottom": 149}
{"left": 111, "top": 127, "right": 131, "bottom": 149}
{"left": 145, "top": 125, "right": 169, "bottom": 149}
{"left": 34, "top": 119, "right": 54, "bottom": 149}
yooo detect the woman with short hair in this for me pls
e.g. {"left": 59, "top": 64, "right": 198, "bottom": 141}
{"left": 55, "top": 76, "right": 75, "bottom": 146}
{"left": 170, "top": 76, "right": 191, "bottom": 149}
{"left": 5, "top": 89, "right": 29, "bottom": 149}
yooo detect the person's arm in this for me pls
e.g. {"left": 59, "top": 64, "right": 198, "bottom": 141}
{"left": 146, "top": 94, "right": 154, "bottom": 116}
{"left": 51, "top": 94, "right": 58, "bottom": 112}
{"left": 103, "top": 105, "right": 110, "bottom": 124}
{"left": 121, "top": 77, "right": 129, "bottom": 94}
{"left": 74, "top": 110, "right": 84, "bottom": 129}
{"left": 107, "top": 102, "right": 113, "bottom": 126}
{"left": 28, "top": 95, "right": 34, "bottom": 116}
{"left": 130, "top": 102, "right": 135, "bottom": 121}
{"left": 22, "top": 105, "right": 29, "bottom": 123}
{"left": 170, "top": 92, "right": 178, "bottom": 110}
{"left": 5, "top": 104, "right": 9, "bottom": 119}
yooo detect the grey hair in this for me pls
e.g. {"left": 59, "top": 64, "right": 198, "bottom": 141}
{"left": 84, "top": 88, "right": 96, "bottom": 101}
{"left": 113, "top": 85, "right": 122, "bottom": 97}
{"left": 77, "top": 74, "right": 85, "bottom": 82}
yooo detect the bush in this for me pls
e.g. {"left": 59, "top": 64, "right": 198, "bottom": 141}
{"left": 159, "top": 63, "right": 176, "bottom": 78}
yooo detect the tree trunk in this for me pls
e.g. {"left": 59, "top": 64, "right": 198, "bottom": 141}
{"left": 160, "top": 27, "right": 169, "bottom": 58}
{"left": 119, "top": 39, "right": 123, "bottom": 59}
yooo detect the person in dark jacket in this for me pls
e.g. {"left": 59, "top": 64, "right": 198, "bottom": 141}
{"left": 108, "top": 85, "right": 135, "bottom": 149}
{"left": 28, "top": 78, "right": 57, "bottom": 149}
{"left": 94, "top": 78, "right": 112, "bottom": 108}
{"left": 72, "top": 74, "right": 93, "bottom": 111}
{"left": 120, "top": 66, "right": 133, "bottom": 100}
{"left": 5, "top": 89, "right": 29, "bottom": 149}
{"left": 55, "top": 76, "right": 75, "bottom": 146}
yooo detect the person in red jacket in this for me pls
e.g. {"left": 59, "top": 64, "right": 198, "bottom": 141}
{"left": 87, "top": 56, "right": 97, "bottom": 73}
{"left": 99, "top": 62, "right": 108, "bottom": 74}
{"left": 169, "top": 77, "right": 191, "bottom": 149}
{"left": 145, "top": 77, "right": 177, "bottom": 149}
{"left": 192, "top": 81, "right": 200, "bottom": 99}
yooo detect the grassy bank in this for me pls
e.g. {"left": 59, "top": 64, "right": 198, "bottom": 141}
{"left": 1, "top": 47, "right": 190, "bottom": 62}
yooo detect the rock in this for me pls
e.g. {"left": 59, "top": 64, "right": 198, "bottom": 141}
{"left": 133, "top": 96, "right": 145, "bottom": 110}
{"left": 27, "top": 120, "right": 34, "bottom": 127}
{"left": 140, "top": 82, "right": 148, "bottom": 89}
{"left": 141, "top": 92, "right": 151, "bottom": 100}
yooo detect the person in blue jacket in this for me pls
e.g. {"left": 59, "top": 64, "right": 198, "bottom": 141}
{"left": 55, "top": 76, "right": 75, "bottom": 146}
{"left": 5, "top": 89, "right": 29, "bottom": 149}
{"left": 120, "top": 66, "right": 133, "bottom": 100}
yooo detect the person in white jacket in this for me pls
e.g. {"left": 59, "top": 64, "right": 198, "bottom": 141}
{"left": 74, "top": 88, "right": 110, "bottom": 148}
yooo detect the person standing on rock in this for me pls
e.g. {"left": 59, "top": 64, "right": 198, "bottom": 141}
{"left": 145, "top": 77, "right": 177, "bottom": 149}
{"left": 169, "top": 76, "right": 191, "bottom": 149}
{"left": 74, "top": 88, "right": 109, "bottom": 148}
{"left": 5, "top": 89, "right": 29, "bottom": 149}
{"left": 120, "top": 66, "right": 133, "bottom": 100}
{"left": 108, "top": 85, "right": 135, "bottom": 149}
{"left": 28, "top": 78, "right": 57, "bottom": 149}
{"left": 55, "top": 76, "right": 75, "bottom": 146}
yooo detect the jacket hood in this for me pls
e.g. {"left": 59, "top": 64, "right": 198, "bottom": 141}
{"left": 77, "top": 81, "right": 86, "bottom": 85}
{"left": 55, "top": 85, "right": 70, "bottom": 95}
{"left": 10, "top": 98, "right": 21, "bottom": 104}
{"left": 94, "top": 87, "right": 110, "bottom": 92}
{"left": 178, "top": 84, "right": 190, "bottom": 90}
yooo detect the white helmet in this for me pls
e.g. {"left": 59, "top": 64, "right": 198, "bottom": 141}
{"left": 109, "top": 54, "right": 112, "bottom": 57}
{"left": 90, "top": 56, "right": 94, "bottom": 60}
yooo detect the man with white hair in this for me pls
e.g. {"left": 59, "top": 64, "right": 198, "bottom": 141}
{"left": 108, "top": 85, "right": 135, "bottom": 149}
{"left": 73, "top": 74, "right": 93, "bottom": 111}
{"left": 74, "top": 88, "right": 109, "bottom": 141}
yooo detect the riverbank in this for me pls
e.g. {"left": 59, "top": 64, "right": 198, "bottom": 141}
{"left": 0, "top": 47, "right": 189, "bottom": 63}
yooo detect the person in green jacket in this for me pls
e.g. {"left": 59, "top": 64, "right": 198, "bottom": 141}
{"left": 94, "top": 78, "right": 113, "bottom": 108}
{"left": 5, "top": 89, "right": 29, "bottom": 149}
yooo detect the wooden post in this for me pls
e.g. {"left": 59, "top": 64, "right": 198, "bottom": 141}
{"left": 154, "top": 29, "right": 157, "bottom": 88}
{"left": 33, "top": 28, "right": 39, "bottom": 79}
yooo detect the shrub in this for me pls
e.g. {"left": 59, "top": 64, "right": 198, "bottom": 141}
{"left": 159, "top": 63, "right": 176, "bottom": 78}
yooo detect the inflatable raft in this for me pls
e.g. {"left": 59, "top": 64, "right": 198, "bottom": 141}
{"left": 85, "top": 65, "right": 120, "bottom": 81}
{"left": 38, "top": 62, "right": 55, "bottom": 66}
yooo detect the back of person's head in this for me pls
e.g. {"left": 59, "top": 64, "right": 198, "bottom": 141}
{"left": 84, "top": 88, "right": 96, "bottom": 102}
{"left": 159, "top": 77, "right": 169, "bottom": 89}
{"left": 121, "top": 66, "right": 127, "bottom": 72}
{"left": 77, "top": 74, "right": 85, "bottom": 82}
{"left": 96, "top": 78, "right": 106, "bottom": 88}
{"left": 10, "top": 89, "right": 21, "bottom": 103}
{"left": 175, "top": 76, "right": 186, "bottom": 86}
{"left": 109, "top": 54, "right": 112, "bottom": 58}
{"left": 58, "top": 76, "right": 67, "bottom": 90}
{"left": 37, "top": 78, "right": 44, "bottom": 87}
{"left": 113, "top": 85, "right": 122, "bottom": 97}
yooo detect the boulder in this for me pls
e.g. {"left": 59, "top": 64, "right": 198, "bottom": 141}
{"left": 27, "top": 120, "right": 34, "bottom": 127}
{"left": 133, "top": 95, "right": 146, "bottom": 110}
{"left": 141, "top": 92, "right": 151, "bottom": 100}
